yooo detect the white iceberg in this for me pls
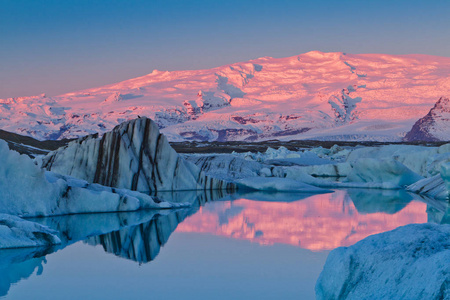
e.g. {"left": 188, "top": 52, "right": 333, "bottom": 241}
{"left": 0, "top": 139, "right": 184, "bottom": 217}
{"left": 316, "top": 223, "right": 450, "bottom": 300}
{"left": 346, "top": 158, "right": 423, "bottom": 189}
{"left": 407, "top": 162, "right": 450, "bottom": 200}
{"left": 235, "top": 177, "right": 333, "bottom": 193}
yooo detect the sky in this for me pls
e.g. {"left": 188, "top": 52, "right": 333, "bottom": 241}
{"left": 1, "top": 0, "right": 449, "bottom": 99}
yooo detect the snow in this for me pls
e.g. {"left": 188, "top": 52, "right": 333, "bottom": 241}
{"left": 0, "top": 214, "right": 61, "bottom": 249}
{"left": 1, "top": 51, "right": 450, "bottom": 142}
{"left": 316, "top": 223, "right": 450, "bottom": 299}
{"left": 0, "top": 139, "right": 185, "bottom": 217}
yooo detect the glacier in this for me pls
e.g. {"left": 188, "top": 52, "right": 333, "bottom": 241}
{"left": 315, "top": 223, "right": 450, "bottom": 299}
{"left": 1, "top": 52, "right": 450, "bottom": 142}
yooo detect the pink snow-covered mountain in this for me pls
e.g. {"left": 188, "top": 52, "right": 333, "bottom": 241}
{"left": 1, "top": 51, "right": 450, "bottom": 142}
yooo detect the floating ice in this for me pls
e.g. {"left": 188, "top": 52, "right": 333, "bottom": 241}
{"left": 316, "top": 223, "right": 450, "bottom": 299}
{"left": 235, "top": 177, "right": 333, "bottom": 193}
{"left": 42, "top": 117, "right": 234, "bottom": 193}
{"left": 346, "top": 158, "right": 423, "bottom": 189}
{"left": 0, "top": 139, "right": 183, "bottom": 217}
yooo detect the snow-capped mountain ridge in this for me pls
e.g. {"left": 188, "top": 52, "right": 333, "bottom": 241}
{"left": 404, "top": 97, "right": 450, "bottom": 141}
{"left": 1, "top": 51, "right": 450, "bottom": 141}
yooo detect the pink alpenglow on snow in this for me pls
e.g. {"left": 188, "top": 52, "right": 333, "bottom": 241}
{"left": 1, "top": 51, "right": 450, "bottom": 142}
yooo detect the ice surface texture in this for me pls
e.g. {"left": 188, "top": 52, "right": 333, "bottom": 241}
{"left": 0, "top": 214, "right": 61, "bottom": 249}
{"left": 0, "top": 139, "right": 182, "bottom": 217}
{"left": 189, "top": 143, "right": 450, "bottom": 197}
{"left": 316, "top": 223, "right": 450, "bottom": 300}
{"left": 42, "top": 117, "right": 234, "bottom": 193}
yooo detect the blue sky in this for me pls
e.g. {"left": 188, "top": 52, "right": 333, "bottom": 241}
{"left": 1, "top": 0, "right": 449, "bottom": 98}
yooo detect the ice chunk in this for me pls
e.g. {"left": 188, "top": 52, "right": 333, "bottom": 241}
{"left": 407, "top": 174, "right": 448, "bottom": 199}
{"left": 406, "top": 162, "right": 450, "bottom": 200}
{"left": 0, "top": 140, "right": 185, "bottom": 217}
{"left": 316, "top": 223, "right": 450, "bottom": 300}
{"left": 442, "top": 162, "right": 450, "bottom": 196}
{"left": 0, "top": 214, "right": 61, "bottom": 249}
{"left": 42, "top": 117, "right": 234, "bottom": 192}
{"left": 347, "top": 158, "right": 423, "bottom": 188}
{"left": 346, "top": 144, "right": 450, "bottom": 177}
{"left": 184, "top": 153, "right": 266, "bottom": 180}
{"left": 235, "top": 177, "right": 333, "bottom": 193}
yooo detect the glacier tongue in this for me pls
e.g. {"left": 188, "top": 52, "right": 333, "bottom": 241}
{"left": 42, "top": 117, "right": 234, "bottom": 193}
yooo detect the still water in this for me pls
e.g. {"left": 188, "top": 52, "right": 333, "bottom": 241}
{"left": 1, "top": 189, "right": 445, "bottom": 299}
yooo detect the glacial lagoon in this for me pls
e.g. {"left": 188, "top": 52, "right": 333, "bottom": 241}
{"left": 1, "top": 188, "right": 444, "bottom": 299}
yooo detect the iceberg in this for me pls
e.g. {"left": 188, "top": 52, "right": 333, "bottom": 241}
{"left": 316, "top": 223, "right": 450, "bottom": 300}
{"left": 0, "top": 139, "right": 182, "bottom": 217}
{"left": 184, "top": 153, "right": 275, "bottom": 180}
{"left": 407, "top": 162, "right": 450, "bottom": 200}
{"left": 235, "top": 177, "right": 333, "bottom": 193}
{"left": 346, "top": 158, "right": 423, "bottom": 189}
{"left": 42, "top": 117, "right": 234, "bottom": 192}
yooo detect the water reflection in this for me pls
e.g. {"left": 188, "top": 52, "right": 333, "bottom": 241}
{"left": 176, "top": 189, "right": 434, "bottom": 251}
{"left": 0, "top": 247, "right": 52, "bottom": 297}
{"left": 1, "top": 188, "right": 449, "bottom": 298}
{"left": 84, "top": 210, "right": 190, "bottom": 264}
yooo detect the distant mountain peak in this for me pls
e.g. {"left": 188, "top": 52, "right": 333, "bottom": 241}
{"left": 404, "top": 97, "right": 450, "bottom": 142}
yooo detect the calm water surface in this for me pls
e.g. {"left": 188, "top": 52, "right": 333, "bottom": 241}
{"left": 1, "top": 189, "right": 445, "bottom": 299}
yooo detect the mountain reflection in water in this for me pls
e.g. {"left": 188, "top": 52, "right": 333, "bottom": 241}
{"left": 176, "top": 189, "right": 433, "bottom": 251}
{"left": 1, "top": 188, "right": 449, "bottom": 298}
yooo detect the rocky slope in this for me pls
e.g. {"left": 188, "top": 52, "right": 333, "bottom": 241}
{"left": 404, "top": 97, "right": 450, "bottom": 141}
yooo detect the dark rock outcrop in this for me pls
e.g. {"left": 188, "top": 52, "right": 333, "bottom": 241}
{"left": 404, "top": 97, "right": 450, "bottom": 142}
